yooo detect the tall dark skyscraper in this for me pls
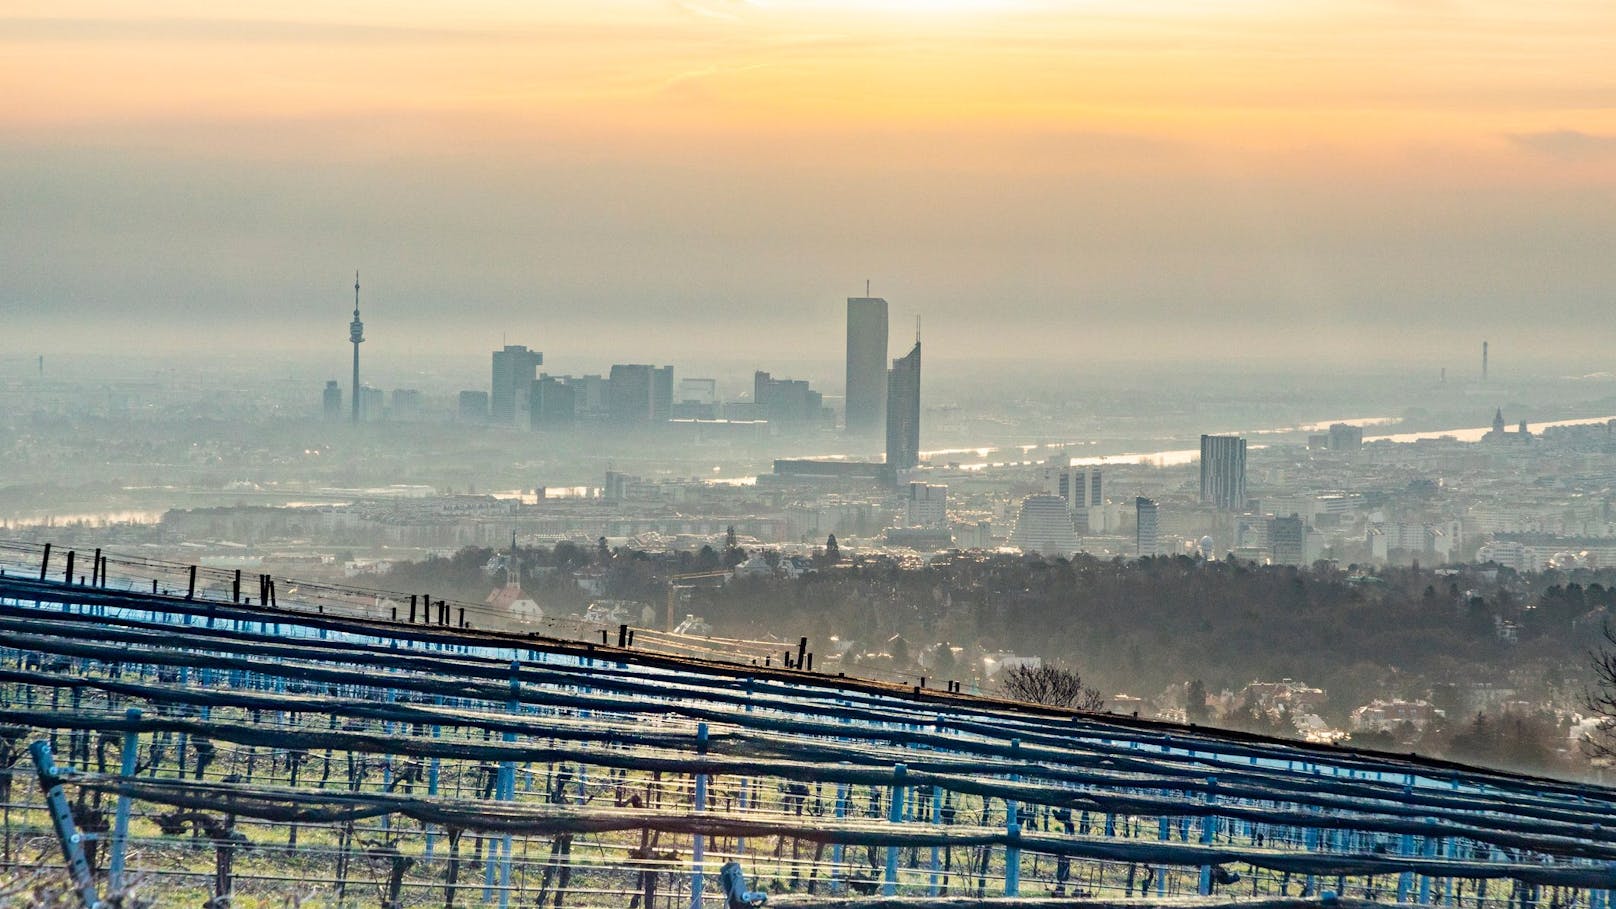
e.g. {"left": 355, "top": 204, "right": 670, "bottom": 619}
{"left": 1136, "top": 497, "right": 1160, "bottom": 557}
{"left": 652, "top": 366, "right": 674, "bottom": 422}
{"left": 530, "top": 375, "right": 577, "bottom": 428}
{"left": 491, "top": 345, "right": 543, "bottom": 424}
{"left": 322, "top": 380, "right": 342, "bottom": 421}
{"left": 1199, "top": 434, "right": 1248, "bottom": 510}
{"left": 608, "top": 364, "right": 655, "bottom": 424}
{"left": 1269, "top": 513, "right": 1306, "bottom": 566}
{"left": 845, "top": 296, "right": 889, "bottom": 434}
{"left": 755, "top": 371, "right": 824, "bottom": 423}
{"left": 458, "top": 390, "right": 489, "bottom": 422}
{"left": 885, "top": 339, "right": 921, "bottom": 471}
{"left": 348, "top": 271, "right": 364, "bottom": 426}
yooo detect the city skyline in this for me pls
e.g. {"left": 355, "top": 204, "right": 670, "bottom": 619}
{"left": 7, "top": 4, "right": 1616, "bottom": 884}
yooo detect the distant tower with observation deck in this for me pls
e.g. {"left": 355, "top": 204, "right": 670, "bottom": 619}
{"left": 349, "top": 271, "right": 365, "bottom": 426}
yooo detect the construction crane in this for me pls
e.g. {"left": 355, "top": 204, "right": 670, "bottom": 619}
{"left": 664, "top": 570, "right": 729, "bottom": 632}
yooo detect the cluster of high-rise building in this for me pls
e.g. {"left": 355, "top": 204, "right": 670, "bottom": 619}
{"left": 772, "top": 296, "right": 924, "bottom": 483}
{"left": 325, "top": 280, "right": 926, "bottom": 500}
{"left": 1012, "top": 435, "right": 1252, "bottom": 560}
{"left": 442, "top": 352, "right": 686, "bottom": 429}
{"left": 844, "top": 295, "right": 925, "bottom": 470}
{"left": 321, "top": 280, "right": 905, "bottom": 437}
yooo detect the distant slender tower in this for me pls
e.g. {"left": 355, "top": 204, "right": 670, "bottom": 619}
{"left": 349, "top": 271, "right": 365, "bottom": 425}
{"left": 1482, "top": 340, "right": 1488, "bottom": 383}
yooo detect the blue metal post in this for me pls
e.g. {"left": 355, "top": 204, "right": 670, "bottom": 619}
{"left": 690, "top": 722, "right": 709, "bottom": 909}
{"left": 1005, "top": 739, "right": 1022, "bottom": 897}
{"left": 28, "top": 741, "right": 101, "bottom": 909}
{"left": 1418, "top": 830, "right": 1434, "bottom": 904}
{"left": 884, "top": 764, "right": 907, "bottom": 896}
{"left": 737, "top": 677, "right": 754, "bottom": 856}
{"left": 736, "top": 776, "right": 748, "bottom": 856}
{"left": 1197, "top": 776, "right": 1218, "bottom": 895}
{"left": 1397, "top": 832, "right": 1415, "bottom": 902}
{"left": 1158, "top": 816, "right": 1170, "bottom": 897}
{"left": 831, "top": 781, "right": 848, "bottom": 894}
{"left": 1442, "top": 836, "right": 1452, "bottom": 905}
{"left": 1304, "top": 826, "right": 1318, "bottom": 896}
{"left": 929, "top": 784, "right": 942, "bottom": 896}
{"left": 425, "top": 713, "right": 441, "bottom": 857}
{"left": 108, "top": 708, "right": 142, "bottom": 893}
{"left": 488, "top": 661, "right": 519, "bottom": 907}
{"left": 499, "top": 664, "right": 519, "bottom": 909}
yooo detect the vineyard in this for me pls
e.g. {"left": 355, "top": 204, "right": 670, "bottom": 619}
{"left": 1, "top": 540, "right": 1613, "bottom": 908}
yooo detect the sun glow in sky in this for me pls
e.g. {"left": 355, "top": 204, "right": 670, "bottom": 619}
{"left": 3, "top": 1, "right": 1615, "bottom": 364}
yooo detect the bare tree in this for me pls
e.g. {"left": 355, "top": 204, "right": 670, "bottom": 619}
{"left": 996, "top": 663, "right": 1106, "bottom": 712}
{"left": 1584, "top": 623, "right": 1616, "bottom": 759}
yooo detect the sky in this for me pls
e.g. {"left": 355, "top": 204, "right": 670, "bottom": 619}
{"left": 3, "top": 1, "right": 1615, "bottom": 371}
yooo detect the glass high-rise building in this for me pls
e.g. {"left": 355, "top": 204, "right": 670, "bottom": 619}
{"left": 322, "top": 380, "right": 342, "bottom": 421}
{"left": 1046, "top": 466, "right": 1103, "bottom": 510}
{"left": 1136, "top": 497, "right": 1160, "bottom": 557}
{"left": 530, "top": 375, "right": 576, "bottom": 428}
{"left": 886, "top": 340, "right": 921, "bottom": 471}
{"left": 844, "top": 297, "right": 888, "bottom": 434}
{"left": 1199, "top": 434, "right": 1247, "bottom": 510}
{"left": 1011, "top": 494, "right": 1079, "bottom": 557}
{"left": 491, "top": 345, "right": 543, "bottom": 424}
{"left": 1269, "top": 514, "right": 1306, "bottom": 566}
{"left": 652, "top": 366, "right": 674, "bottom": 422}
{"left": 608, "top": 364, "right": 654, "bottom": 424}
{"left": 458, "top": 390, "right": 489, "bottom": 423}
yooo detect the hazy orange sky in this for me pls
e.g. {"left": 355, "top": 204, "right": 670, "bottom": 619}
{"left": 3, "top": 2, "right": 1615, "bottom": 369}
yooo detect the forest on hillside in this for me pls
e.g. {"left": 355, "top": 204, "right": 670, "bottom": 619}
{"left": 700, "top": 554, "right": 1608, "bottom": 712}
{"left": 375, "top": 544, "right": 1616, "bottom": 775}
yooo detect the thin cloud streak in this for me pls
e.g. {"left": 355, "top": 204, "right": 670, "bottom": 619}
{"left": 1507, "top": 129, "right": 1616, "bottom": 159}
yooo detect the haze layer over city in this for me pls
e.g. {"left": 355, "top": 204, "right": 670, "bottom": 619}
{"left": 6, "top": 3, "right": 1616, "bottom": 907}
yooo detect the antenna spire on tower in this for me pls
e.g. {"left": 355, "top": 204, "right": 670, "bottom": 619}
{"left": 915, "top": 314, "right": 921, "bottom": 344}
{"left": 865, "top": 279, "right": 870, "bottom": 296}
{"left": 349, "top": 270, "right": 366, "bottom": 425}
